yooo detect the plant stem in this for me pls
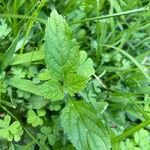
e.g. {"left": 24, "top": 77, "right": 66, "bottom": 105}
{"left": 0, "top": 14, "right": 46, "bottom": 24}
{"left": 0, "top": 7, "right": 148, "bottom": 26}
{"left": 71, "top": 7, "right": 148, "bottom": 24}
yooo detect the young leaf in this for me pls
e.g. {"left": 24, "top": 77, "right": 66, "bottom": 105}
{"left": 61, "top": 100, "right": 111, "bottom": 150}
{"left": 44, "top": 10, "right": 95, "bottom": 98}
{"left": 45, "top": 9, "right": 79, "bottom": 81}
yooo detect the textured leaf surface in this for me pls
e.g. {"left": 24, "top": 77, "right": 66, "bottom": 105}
{"left": 65, "top": 73, "right": 88, "bottom": 95}
{"left": 45, "top": 9, "right": 79, "bottom": 81}
{"left": 40, "top": 80, "right": 64, "bottom": 101}
{"left": 44, "top": 10, "right": 95, "bottom": 98}
{"left": 61, "top": 101, "right": 111, "bottom": 150}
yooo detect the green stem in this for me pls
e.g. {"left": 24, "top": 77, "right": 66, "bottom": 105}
{"left": 111, "top": 119, "right": 150, "bottom": 144}
{"left": 96, "top": 0, "right": 100, "bottom": 61}
{"left": 0, "top": 7, "right": 148, "bottom": 26}
{"left": 0, "top": 14, "right": 46, "bottom": 24}
{"left": 0, "top": 104, "right": 18, "bottom": 120}
{"left": 71, "top": 7, "right": 148, "bottom": 24}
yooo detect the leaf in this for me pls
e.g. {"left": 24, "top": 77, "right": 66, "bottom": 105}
{"left": 2, "top": 33, "right": 21, "bottom": 70}
{"left": 9, "top": 122, "right": 24, "bottom": 141}
{"left": 0, "top": 19, "right": 11, "bottom": 40}
{"left": 61, "top": 100, "right": 111, "bottom": 150}
{"left": 48, "top": 134, "right": 57, "bottom": 146}
{"left": 77, "top": 51, "right": 95, "bottom": 78}
{"left": 45, "top": 9, "right": 79, "bottom": 81}
{"left": 38, "top": 69, "right": 52, "bottom": 81}
{"left": 40, "top": 80, "right": 64, "bottom": 101}
{"left": 29, "top": 95, "right": 48, "bottom": 109}
{"left": 12, "top": 49, "right": 44, "bottom": 65}
{"left": 7, "top": 77, "right": 42, "bottom": 96}
{"left": 44, "top": 10, "right": 95, "bottom": 98}
{"left": 134, "top": 129, "right": 150, "bottom": 149}
{"left": 7, "top": 77, "right": 64, "bottom": 101}
{"left": 27, "top": 109, "right": 46, "bottom": 127}
{"left": 0, "top": 115, "right": 23, "bottom": 141}
{"left": 0, "top": 79, "right": 7, "bottom": 94}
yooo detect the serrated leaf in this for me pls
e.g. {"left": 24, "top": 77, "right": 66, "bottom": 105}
{"left": 45, "top": 9, "right": 79, "bottom": 81}
{"left": 61, "top": 100, "right": 111, "bottom": 150}
{"left": 40, "top": 80, "right": 64, "bottom": 101}
{"left": 38, "top": 69, "right": 52, "bottom": 81}
{"left": 44, "top": 10, "right": 95, "bottom": 98}
{"left": 65, "top": 73, "right": 88, "bottom": 95}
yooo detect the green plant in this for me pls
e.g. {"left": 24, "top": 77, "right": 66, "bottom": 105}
{"left": 0, "top": 115, "right": 23, "bottom": 141}
{"left": 0, "top": 0, "right": 150, "bottom": 149}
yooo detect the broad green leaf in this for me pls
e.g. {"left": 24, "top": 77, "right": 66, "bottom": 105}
{"left": 61, "top": 100, "right": 111, "bottom": 150}
{"left": 40, "top": 80, "right": 64, "bottom": 101}
{"left": 44, "top": 10, "right": 95, "bottom": 98}
{"left": 45, "top": 9, "right": 79, "bottom": 81}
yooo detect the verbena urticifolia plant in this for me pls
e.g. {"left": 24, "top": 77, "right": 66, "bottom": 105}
{"left": 43, "top": 10, "right": 111, "bottom": 150}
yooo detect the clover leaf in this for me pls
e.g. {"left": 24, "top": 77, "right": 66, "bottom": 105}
{"left": 27, "top": 109, "right": 46, "bottom": 127}
{"left": 0, "top": 115, "right": 23, "bottom": 141}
